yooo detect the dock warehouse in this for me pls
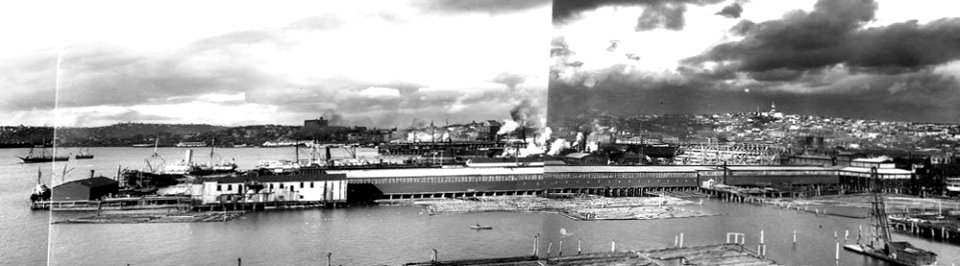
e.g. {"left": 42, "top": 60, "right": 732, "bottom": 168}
{"left": 336, "top": 167, "right": 545, "bottom": 200}
{"left": 544, "top": 166, "right": 709, "bottom": 196}
{"left": 339, "top": 165, "right": 848, "bottom": 200}
{"left": 192, "top": 169, "right": 347, "bottom": 206}
{"left": 51, "top": 176, "right": 119, "bottom": 201}
{"left": 719, "top": 166, "right": 840, "bottom": 186}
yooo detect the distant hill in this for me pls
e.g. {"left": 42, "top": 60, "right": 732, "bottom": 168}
{"left": 60, "top": 123, "right": 227, "bottom": 139}
{"left": 1, "top": 123, "right": 300, "bottom": 147}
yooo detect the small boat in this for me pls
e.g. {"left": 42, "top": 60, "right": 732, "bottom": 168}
{"left": 17, "top": 147, "right": 69, "bottom": 163}
{"left": 470, "top": 224, "right": 493, "bottom": 230}
{"left": 75, "top": 148, "right": 94, "bottom": 159}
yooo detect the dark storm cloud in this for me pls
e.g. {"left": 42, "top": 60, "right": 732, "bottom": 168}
{"left": 551, "top": 0, "right": 960, "bottom": 124}
{"left": 550, "top": 65, "right": 960, "bottom": 123}
{"left": 416, "top": 0, "right": 551, "bottom": 14}
{"left": 635, "top": 2, "right": 687, "bottom": 31}
{"left": 689, "top": 0, "right": 960, "bottom": 74}
{"left": 729, "top": 19, "right": 755, "bottom": 35}
{"left": 715, "top": 3, "right": 743, "bottom": 18}
{"left": 553, "top": 0, "right": 723, "bottom": 26}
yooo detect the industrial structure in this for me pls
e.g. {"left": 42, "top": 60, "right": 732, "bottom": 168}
{"left": 338, "top": 164, "right": 846, "bottom": 201}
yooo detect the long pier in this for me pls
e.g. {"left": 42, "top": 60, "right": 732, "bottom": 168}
{"left": 341, "top": 165, "right": 842, "bottom": 202}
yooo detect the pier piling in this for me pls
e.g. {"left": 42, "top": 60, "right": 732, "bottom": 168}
{"left": 533, "top": 234, "right": 539, "bottom": 258}
{"left": 679, "top": 233, "right": 684, "bottom": 248}
{"left": 577, "top": 239, "right": 582, "bottom": 255}
{"left": 558, "top": 240, "right": 563, "bottom": 256}
{"left": 547, "top": 242, "right": 552, "bottom": 258}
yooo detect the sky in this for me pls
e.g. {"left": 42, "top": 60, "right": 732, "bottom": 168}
{"left": 550, "top": 0, "right": 960, "bottom": 124}
{"left": 0, "top": 0, "right": 551, "bottom": 128}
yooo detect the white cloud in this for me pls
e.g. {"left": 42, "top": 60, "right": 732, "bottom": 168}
{"left": 0, "top": 1, "right": 551, "bottom": 127}
{"left": 358, "top": 87, "right": 401, "bottom": 99}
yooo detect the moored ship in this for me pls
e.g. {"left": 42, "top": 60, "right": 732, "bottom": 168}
{"left": 74, "top": 147, "right": 94, "bottom": 159}
{"left": 17, "top": 147, "right": 69, "bottom": 163}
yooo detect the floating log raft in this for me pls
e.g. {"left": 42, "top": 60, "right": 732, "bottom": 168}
{"left": 416, "top": 195, "right": 714, "bottom": 221}
{"left": 53, "top": 211, "right": 247, "bottom": 224}
{"left": 404, "top": 244, "right": 781, "bottom": 266}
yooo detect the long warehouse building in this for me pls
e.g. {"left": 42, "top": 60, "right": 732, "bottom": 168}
{"left": 335, "top": 165, "right": 853, "bottom": 201}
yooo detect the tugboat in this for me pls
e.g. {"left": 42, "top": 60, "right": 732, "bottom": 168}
{"left": 29, "top": 167, "right": 51, "bottom": 203}
{"left": 844, "top": 167, "right": 937, "bottom": 266}
{"left": 74, "top": 147, "right": 94, "bottom": 159}
{"left": 18, "top": 147, "right": 69, "bottom": 163}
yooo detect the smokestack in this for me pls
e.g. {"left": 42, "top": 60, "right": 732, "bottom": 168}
{"left": 325, "top": 146, "right": 332, "bottom": 164}
{"left": 90, "top": 170, "right": 95, "bottom": 179}
{"left": 184, "top": 149, "right": 193, "bottom": 164}
{"left": 520, "top": 125, "right": 526, "bottom": 143}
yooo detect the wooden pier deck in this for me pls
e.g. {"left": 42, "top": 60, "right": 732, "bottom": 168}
{"left": 404, "top": 244, "right": 781, "bottom": 266}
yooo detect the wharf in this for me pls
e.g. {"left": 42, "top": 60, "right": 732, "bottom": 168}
{"left": 888, "top": 214, "right": 960, "bottom": 245}
{"left": 31, "top": 196, "right": 191, "bottom": 211}
{"left": 53, "top": 211, "right": 247, "bottom": 224}
{"left": 404, "top": 244, "right": 781, "bottom": 266}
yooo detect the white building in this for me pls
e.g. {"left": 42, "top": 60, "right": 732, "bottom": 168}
{"left": 192, "top": 170, "right": 347, "bottom": 205}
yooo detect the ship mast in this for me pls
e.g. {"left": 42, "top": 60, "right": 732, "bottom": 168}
{"left": 870, "top": 166, "right": 892, "bottom": 249}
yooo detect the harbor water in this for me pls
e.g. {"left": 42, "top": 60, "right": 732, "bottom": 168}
{"left": 1, "top": 147, "right": 958, "bottom": 265}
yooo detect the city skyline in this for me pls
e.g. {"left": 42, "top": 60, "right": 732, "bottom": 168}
{"left": 550, "top": 0, "right": 960, "bottom": 125}
{"left": 0, "top": 0, "right": 550, "bottom": 128}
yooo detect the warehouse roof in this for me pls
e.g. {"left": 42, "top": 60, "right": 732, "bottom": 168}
{"left": 330, "top": 167, "right": 543, "bottom": 178}
{"left": 839, "top": 167, "right": 912, "bottom": 175}
{"left": 724, "top": 166, "right": 839, "bottom": 171}
{"left": 545, "top": 165, "right": 712, "bottom": 173}
{"left": 57, "top": 176, "right": 117, "bottom": 188}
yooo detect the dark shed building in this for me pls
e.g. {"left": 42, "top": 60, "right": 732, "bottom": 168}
{"left": 563, "top": 153, "right": 607, "bottom": 166}
{"left": 52, "top": 177, "right": 119, "bottom": 201}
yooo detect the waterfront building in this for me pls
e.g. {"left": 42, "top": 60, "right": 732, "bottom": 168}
{"left": 839, "top": 157, "right": 913, "bottom": 193}
{"left": 192, "top": 170, "right": 347, "bottom": 206}
{"left": 336, "top": 165, "right": 843, "bottom": 200}
{"left": 51, "top": 176, "right": 119, "bottom": 201}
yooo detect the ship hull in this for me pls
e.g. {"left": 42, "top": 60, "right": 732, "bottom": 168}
{"left": 18, "top": 156, "right": 70, "bottom": 163}
{"left": 844, "top": 244, "right": 937, "bottom": 266}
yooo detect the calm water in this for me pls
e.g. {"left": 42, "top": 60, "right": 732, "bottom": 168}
{"left": 2, "top": 147, "right": 959, "bottom": 265}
